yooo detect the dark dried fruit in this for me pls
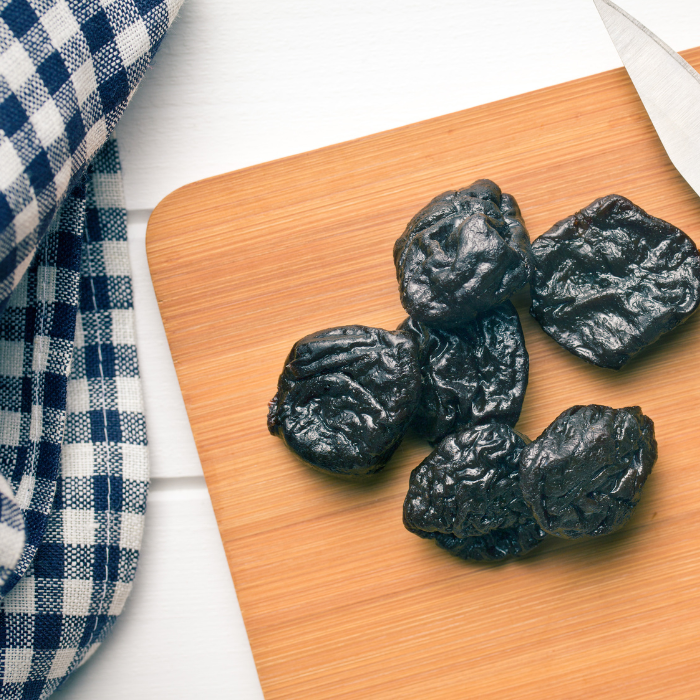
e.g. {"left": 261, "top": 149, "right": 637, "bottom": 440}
{"left": 519, "top": 404, "right": 657, "bottom": 539}
{"left": 530, "top": 194, "right": 700, "bottom": 369}
{"left": 398, "top": 300, "right": 528, "bottom": 444}
{"left": 403, "top": 424, "right": 546, "bottom": 560}
{"left": 431, "top": 527, "right": 545, "bottom": 561}
{"left": 393, "top": 179, "right": 535, "bottom": 328}
{"left": 268, "top": 325, "right": 421, "bottom": 477}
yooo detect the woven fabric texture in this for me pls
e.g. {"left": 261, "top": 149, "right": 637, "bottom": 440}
{"left": 0, "top": 180, "right": 82, "bottom": 601}
{"left": 0, "top": 0, "right": 178, "bottom": 692}
{"left": 0, "top": 139, "right": 148, "bottom": 698}
{"left": 0, "top": 475, "right": 24, "bottom": 590}
{"left": 0, "top": 0, "right": 183, "bottom": 313}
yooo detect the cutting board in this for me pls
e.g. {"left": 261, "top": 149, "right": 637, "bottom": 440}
{"left": 147, "top": 48, "right": 700, "bottom": 700}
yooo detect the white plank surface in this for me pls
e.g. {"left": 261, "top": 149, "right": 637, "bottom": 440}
{"left": 53, "top": 1, "right": 700, "bottom": 697}
{"left": 115, "top": 0, "right": 700, "bottom": 212}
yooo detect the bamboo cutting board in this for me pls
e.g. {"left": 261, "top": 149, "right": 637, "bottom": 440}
{"left": 147, "top": 48, "right": 700, "bottom": 700}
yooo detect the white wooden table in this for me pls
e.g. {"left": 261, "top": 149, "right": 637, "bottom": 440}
{"left": 51, "top": 1, "right": 700, "bottom": 697}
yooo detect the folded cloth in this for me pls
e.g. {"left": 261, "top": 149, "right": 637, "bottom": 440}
{"left": 0, "top": 178, "right": 83, "bottom": 601}
{"left": 0, "top": 0, "right": 183, "bottom": 695}
{"left": 0, "top": 138, "right": 148, "bottom": 698}
{"left": 0, "top": 0, "right": 181, "bottom": 594}
{"left": 0, "top": 0, "right": 183, "bottom": 311}
{"left": 0, "top": 475, "right": 24, "bottom": 590}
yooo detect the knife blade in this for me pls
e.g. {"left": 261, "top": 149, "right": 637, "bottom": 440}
{"left": 593, "top": 0, "right": 700, "bottom": 196}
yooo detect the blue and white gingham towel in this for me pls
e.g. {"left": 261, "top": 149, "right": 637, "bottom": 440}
{"left": 0, "top": 0, "right": 182, "bottom": 311}
{"left": 1, "top": 140, "right": 148, "bottom": 696}
{"left": 0, "top": 0, "right": 183, "bottom": 696}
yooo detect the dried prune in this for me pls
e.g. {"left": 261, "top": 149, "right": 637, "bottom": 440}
{"left": 431, "top": 527, "right": 545, "bottom": 561}
{"left": 398, "top": 300, "right": 528, "bottom": 444}
{"left": 268, "top": 325, "right": 421, "bottom": 477}
{"left": 530, "top": 194, "right": 700, "bottom": 369}
{"left": 403, "top": 424, "right": 546, "bottom": 560}
{"left": 393, "top": 179, "right": 535, "bottom": 328}
{"left": 519, "top": 405, "right": 657, "bottom": 539}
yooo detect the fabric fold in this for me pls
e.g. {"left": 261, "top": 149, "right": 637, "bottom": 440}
{"left": 0, "top": 1, "right": 183, "bottom": 693}
{"left": 0, "top": 186, "right": 83, "bottom": 600}
{"left": 0, "top": 475, "right": 24, "bottom": 591}
{"left": 0, "top": 0, "right": 184, "bottom": 313}
{"left": 0, "top": 138, "right": 149, "bottom": 698}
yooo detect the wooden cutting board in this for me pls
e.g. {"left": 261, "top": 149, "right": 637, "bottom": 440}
{"left": 147, "top": 48, "right": 700, "bottom": 700}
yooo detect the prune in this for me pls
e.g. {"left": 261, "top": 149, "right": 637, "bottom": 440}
{"left": 268, "top": 325, "right": 421, "bottom": 476}
{"left": 393, "top": 179, "right": 535, "bottom": 328}
{"left": 398, "top": 300, "right": 528, "bottom": 444}
{"left": 530, "top": 194, "right": 700, "bottom": 369}
{"left": 431, "top": 527, "right": 545, "bottom": 561}
{"left": 519, "top": 405, "right": 657, "bottom": 539}
{"left": 403, "top": 424, "right": 546, "bottom": 560}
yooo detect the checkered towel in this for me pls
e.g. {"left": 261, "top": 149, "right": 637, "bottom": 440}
{"left": 0, "top": 139, "right": 148, "bottom": 697}
{"left": 0, "top": 0, "right": 182, "bottom": 311}
{"left": 0, "top": 0, "right": 182, "bottom": 696}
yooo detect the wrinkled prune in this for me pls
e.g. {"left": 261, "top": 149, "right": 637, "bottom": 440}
{"left": 403, "top": 424, "right": 546, "bottom": 560}
{"left": 519, "top": 405, "right": 657, "bottom": 539}
{"left": 530, "top": 194, "right": 700, "bottom": 369}
{"left": 268, "top": 326, "right": 421, "bottom": 477}
{"left": 398, "top": 300, "right": 528, "bottom": 444}
{"left": 393, "top": 179, "right": 535, "bottom": 328}
{"left": 432, "top": 526, "right": 546, "bottom": 561}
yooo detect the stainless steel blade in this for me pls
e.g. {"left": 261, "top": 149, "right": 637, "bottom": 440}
{"left": 593, "top": 0, "right": 700, "bottom": 196}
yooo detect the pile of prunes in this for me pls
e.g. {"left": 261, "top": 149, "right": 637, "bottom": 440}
{"left": 268, "top": 180, "right": 700, "bottom": 560}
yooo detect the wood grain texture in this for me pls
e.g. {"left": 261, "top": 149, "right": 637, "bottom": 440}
{"left": 147, "top": 48, "right": 700, "bottom": 700}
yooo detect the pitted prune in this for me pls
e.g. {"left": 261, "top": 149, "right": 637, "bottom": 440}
{"left": 431, "top": 526, "right": 546, "bottom": 561}
{"left": 403, "top": 424, "right": 546, "bottom": 560}
{"left": 530, "top": 194, "right": 700, "bottom": 369}
{"left": 268, "top": 325, "right": 421, "bottom": 477}
{"left": 519, "top": 404, "right": 657, "bottom": 539}
{"left": 393, "top": 179, "right": 535, "bottom": 328}
{"left": 398, "top": 300, "right": 528, "bottom": 444}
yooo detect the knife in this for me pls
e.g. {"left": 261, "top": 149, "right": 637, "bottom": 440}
{"left": 593, "top": 0, "right": 700, "bottom": 196}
